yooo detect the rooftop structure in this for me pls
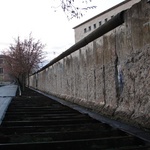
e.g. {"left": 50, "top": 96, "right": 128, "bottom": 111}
{"left": 73, "top": 0, "right": 141, "bottom": 43}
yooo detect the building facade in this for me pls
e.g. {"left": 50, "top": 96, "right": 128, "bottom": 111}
{"left": 73, "top": 0, "right": 141, "bottom": 43}
{"left": 0, "top": 55, "right": 13, "bottom": 83}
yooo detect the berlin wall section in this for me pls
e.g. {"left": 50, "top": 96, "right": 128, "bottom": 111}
{"left": 113, "top": 0, "right": 150, "bottom": 128}
{"left": 29, "top": 0, "right": 150, "bottom": 130}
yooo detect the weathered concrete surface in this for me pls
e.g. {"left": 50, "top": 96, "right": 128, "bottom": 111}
{"left": 29, "top": 0, "right": 150, "bottom": 130}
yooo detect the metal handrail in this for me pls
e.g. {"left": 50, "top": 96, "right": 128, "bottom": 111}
{"left": 34, "top": 10, "right": 125, "bottom": 74}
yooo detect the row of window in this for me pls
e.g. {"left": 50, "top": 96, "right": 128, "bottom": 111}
{"left": 84, "top": 16, "right": 114, "bottom": 33}
{"left": 0, "top": 68, "right": 3, "bottom": 74}
{"left": 0, "top": 59, "right": 3, "bottom": 64}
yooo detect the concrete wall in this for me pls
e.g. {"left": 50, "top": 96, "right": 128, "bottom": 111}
{"left": 29, "top": 0, "right": 150, "bottom": 130}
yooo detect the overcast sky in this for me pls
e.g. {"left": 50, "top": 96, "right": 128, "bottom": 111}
{"left": 0, "top": 0, "right": 124, "bottom": 63}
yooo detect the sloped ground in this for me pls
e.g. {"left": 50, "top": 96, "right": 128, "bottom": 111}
{"left": 0, "top": 88, "right": 150, "bottom": 149}
{"left": 0, "top": 84, "right": 18, "bottom": 125}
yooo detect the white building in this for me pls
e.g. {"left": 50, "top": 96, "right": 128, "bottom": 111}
{"left": 73, "top": 0, "right": 141, "bottom": 43}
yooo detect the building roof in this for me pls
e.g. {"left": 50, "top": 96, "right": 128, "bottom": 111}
{"left": 73, "top": 0, "right": 132, "bottom": 29}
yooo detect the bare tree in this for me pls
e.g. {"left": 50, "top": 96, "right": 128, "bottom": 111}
{"left": 52, "top": 0, "right": 96, "bottom": 20}
{"left": 3, "top": 34, "right": 45, "bottom": 92}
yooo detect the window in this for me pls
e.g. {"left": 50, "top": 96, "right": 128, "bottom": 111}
{"left": 0, "top": 68, "right": 3, "bottom": 74}
{"left": 0, "top": 59, "right": 3, "bottom": 64}
{"left": 89, "top": 26, "right": 91, "bottom": 31}
{"left": 93, "top": 24, "right": 96, "bottom": 29}
{"left": 84, "top": 28, "right": 87, "bottom": 33}
{"left": 99, "top": 21, "right": 101, "bottom": 26}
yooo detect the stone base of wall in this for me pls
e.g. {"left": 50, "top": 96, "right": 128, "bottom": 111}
{"left": 44, "top": 90, "right": 150, "bottom": 131}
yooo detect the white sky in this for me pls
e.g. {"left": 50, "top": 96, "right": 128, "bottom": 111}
{"left": 0, "top": 0, "right": 124, "bottom": 64}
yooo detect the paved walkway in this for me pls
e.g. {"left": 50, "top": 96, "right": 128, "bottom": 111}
{"left": 0, "top": 84, "right": 18, "bottom": 124}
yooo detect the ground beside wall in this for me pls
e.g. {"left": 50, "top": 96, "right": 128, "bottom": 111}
{"left": 29, "top": 0, "right": 150, "bottom": 130}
